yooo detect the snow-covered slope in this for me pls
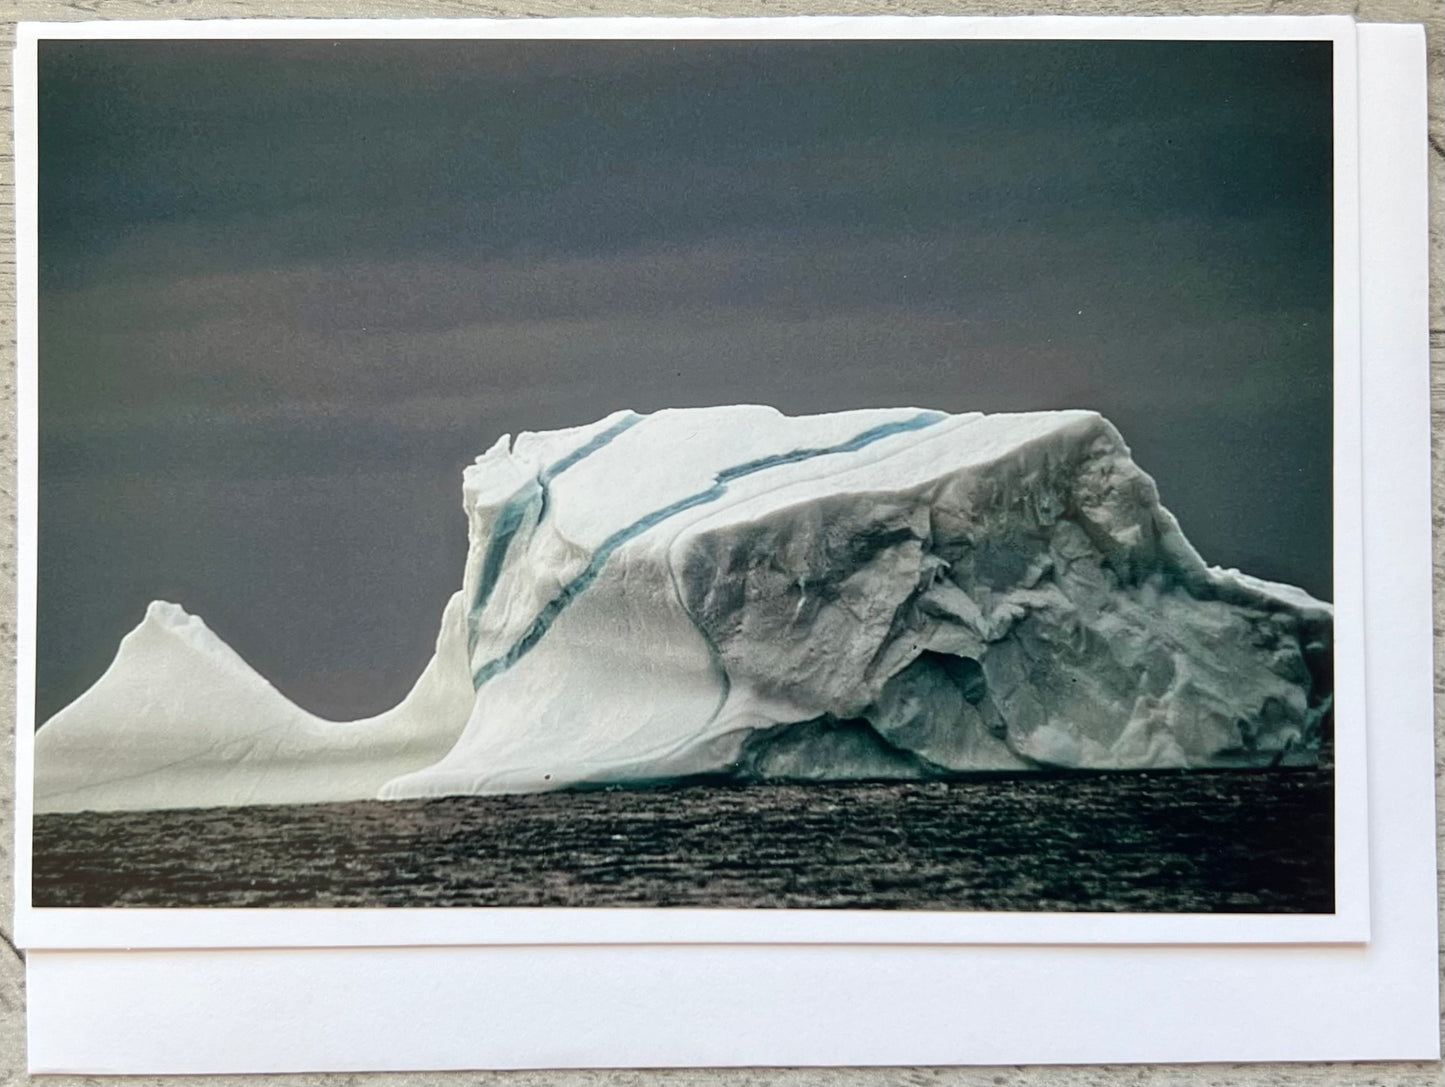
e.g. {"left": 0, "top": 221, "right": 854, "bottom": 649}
{"left": 33, "top": 595, "right": 473, "bottom": 812}
{"left": 34, "top": 405, "right": 1333, "bottom": 811}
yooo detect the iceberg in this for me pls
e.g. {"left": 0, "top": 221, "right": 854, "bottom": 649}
{"left": 33, "top": 596, "right": 474, "bottom": 812}
{"left": 34, "top": 406, "right": 1333, "bottom": 812}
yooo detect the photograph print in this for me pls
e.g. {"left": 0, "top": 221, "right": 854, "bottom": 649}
{"left": 28, "top": 30, "right": 1341, "bottom": 917}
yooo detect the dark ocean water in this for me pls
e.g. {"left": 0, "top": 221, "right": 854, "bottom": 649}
{"left": 32, "top": 768, "right": 1334, "bottom": 912}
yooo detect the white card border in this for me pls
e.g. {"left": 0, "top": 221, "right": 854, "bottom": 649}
{"left": 13, "top": 13, "right": 1370, "bottom": 949}
{"left": 27, "top": 22, "right": 1436, "bottom": 1070}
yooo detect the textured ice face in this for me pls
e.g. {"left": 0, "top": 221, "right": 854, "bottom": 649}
{"left": 35, "top": 406, "right": 1333, "bottom": 811}
{"left": 383, "top": 405, "right": 1332, "bottom": 798}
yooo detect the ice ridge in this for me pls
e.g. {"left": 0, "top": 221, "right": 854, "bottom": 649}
{"left": 470, "top": 410, "right": 948, "bottom": 689}
{"left": 34, "top": 405, "right": 1335, "bottom": 811}
{"left": 466, "top": 411, "right": 645, "bottom": 660}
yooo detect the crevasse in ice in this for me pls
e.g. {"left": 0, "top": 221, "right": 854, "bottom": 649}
{"left": 34, "top": 406, "right": 1334, "bottom": 812}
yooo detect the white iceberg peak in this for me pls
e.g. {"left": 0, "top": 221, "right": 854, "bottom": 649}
{"left": 35, "top": 592, "right": 474, "bottom": 813}
{"left": 129, "top": 600, "right": 265, "bottom": 678}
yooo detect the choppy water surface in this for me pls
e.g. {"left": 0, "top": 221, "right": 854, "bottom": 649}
{"left": 33, "top": 769, "right": 1333, "bottom": 912}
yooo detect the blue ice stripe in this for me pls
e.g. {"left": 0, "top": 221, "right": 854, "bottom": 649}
{"left": 542, "top": 413, "right": 643, "bottom": 484}
{"left": 466, "top": 486, "right": 537, "bottom": 655}
{"left": 466, "top": 412, "right": 643, "bottom": 656}
{"left": 715, "top": 415, "right": 948, "bottom": 482}
{"left": 471, "top": 410, "right": 948, "bottom": 687}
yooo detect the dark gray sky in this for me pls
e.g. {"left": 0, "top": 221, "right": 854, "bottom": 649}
{"left": 37, "top": 38, "right": 1334, "bottom": 723}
